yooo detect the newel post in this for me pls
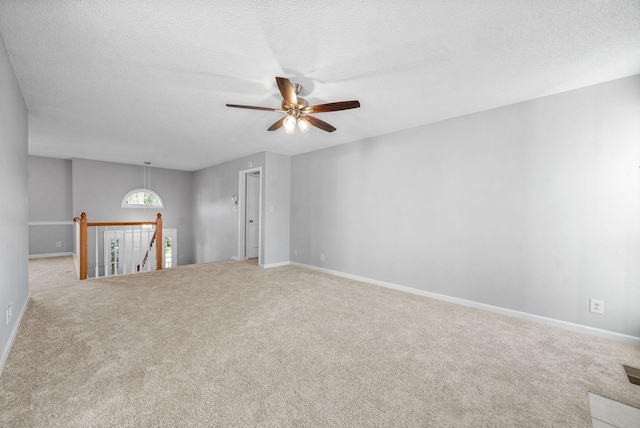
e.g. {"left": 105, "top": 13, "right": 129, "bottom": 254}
{"left": 155, "top": 213, "right": 163, "bottom": 270}
{"left": 79, "top": 212, "right": 88, "bottom": 280}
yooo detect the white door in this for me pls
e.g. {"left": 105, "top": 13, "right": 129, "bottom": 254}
{"left": 163, "top": 228, "right": 177, "bottom": 268}
{"left": 104, "top": 230, "right": 125, "bottom": 276}
{"left": 245, "top": 173, "right": 260, "bottom": 258}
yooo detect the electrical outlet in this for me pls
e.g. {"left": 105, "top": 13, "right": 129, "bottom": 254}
{"left": 293, "top": 250, "right": 298, "bottom": 257}
{"left": 590, "top": 299, "right": 604, "bottom": 314}
{"left": 56, "top": 241, "right": 62, "bottom": 248}
{"left": 320, "top": 253, "right": 325, "bottom": 262}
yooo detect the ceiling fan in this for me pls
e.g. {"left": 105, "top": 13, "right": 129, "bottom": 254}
{"left": 226, "top": 76, "right": 360, "bottom": 134}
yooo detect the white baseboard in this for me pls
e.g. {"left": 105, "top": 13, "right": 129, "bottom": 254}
{"left": 0, "top": 294, "right": 30, "bottom": 376}
{"left": 260, "top": 261, "right": 291, "bottom": 269}
{"left": 29, "top": 252, "right": 73, "bottom": 259}
{"left": 291, "top": 262, "right": 640, "bottom": 347}
{"left": 230, "top": 256, "right": 240, "bottom": 261}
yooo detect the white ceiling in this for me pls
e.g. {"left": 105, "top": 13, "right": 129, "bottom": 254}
{"left": 1, "top": 0, "right": 639, "bottom": 171}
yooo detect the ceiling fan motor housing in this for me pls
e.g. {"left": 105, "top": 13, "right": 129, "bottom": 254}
{"left": 282, "top": 97, "right": 308, "bottom": 116}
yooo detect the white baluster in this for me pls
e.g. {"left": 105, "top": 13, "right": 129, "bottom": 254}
{"left": 95, "top": 227, "right": 99, "bottom": 278}
{"left": 130, "top": 225, "right": 134, "bottom": 273}
{"left": 114, "top": 227, "right": 117, "bottom": 276}
{"left": 105, "top": 227, "right": 109, "bottom": 278}
{"left": 139, "top": 225, "right": 143, "bottom": 273}
{"left": 122, "top": 226, "right": 126, "bottom": 275}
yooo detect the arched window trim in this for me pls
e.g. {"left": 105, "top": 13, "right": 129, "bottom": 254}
{"left": 121, "top": 188, "right": 164, "bottom": 209}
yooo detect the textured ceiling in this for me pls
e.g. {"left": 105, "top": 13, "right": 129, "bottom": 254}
{"left": 1, "top": 0, "right": 639, "bottom": 171}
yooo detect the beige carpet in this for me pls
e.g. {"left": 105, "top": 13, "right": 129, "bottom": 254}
{"left": 1, "top": 256, "right": 639, "bottom": 427}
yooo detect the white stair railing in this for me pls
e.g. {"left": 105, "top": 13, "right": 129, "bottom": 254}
{"left": 73, "top": 213, "right": 163, "bottom": 280}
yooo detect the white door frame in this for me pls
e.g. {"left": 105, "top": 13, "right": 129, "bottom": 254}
{"left": 237, "top": 166, "right": 263, "bottom": 264}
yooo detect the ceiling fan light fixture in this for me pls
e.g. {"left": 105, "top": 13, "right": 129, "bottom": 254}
{"left": 283, "top": 114, "right": 297, "bottom": 134}
{"left": 227, "top": 76, "right": 360, "bottom": 133}
{"left": 298, "top": 117, "right": 311, "bottom": 133}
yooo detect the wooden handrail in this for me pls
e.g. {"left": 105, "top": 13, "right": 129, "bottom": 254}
{"left": 87, "top": 221, "right": 158, "bottom": 227}
{"left": 74, "top": 212, "right": 163, "bottom": 280}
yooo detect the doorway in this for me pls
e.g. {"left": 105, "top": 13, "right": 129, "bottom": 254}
{"left": 163, "top": 228, "right": 177, "bottom": 268}
{"left": 237, "top": 167, "right": 262, "bottom": 263}
{"left": 245, "top": 173, "right": 260, "bottom": 258}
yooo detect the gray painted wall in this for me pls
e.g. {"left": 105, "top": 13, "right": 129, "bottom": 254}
{"left": 28, "top": 156, "right": 72, "bottom": 221}
{"left": 263, "top": 152, "right": 291, "bottom": 266}
{"left": 290, "top": 75, "right": 640, "bottom": 337}
{"left": 193, "top": 152, "right": 266, "bottom": 263}
{"left": 0, "top": 33, "right": 29, "bottom": 369}
{"left": 192, "top": 151, "right": 291, "bottom": 266}
{"left": 72, "top": 158, "right": 194, "bottom": 269}
{"left": 27, "top": 156, "right": 73, "bottom": 256}
{"left": 28, "top": 224, "right": 73, "bottom": 255}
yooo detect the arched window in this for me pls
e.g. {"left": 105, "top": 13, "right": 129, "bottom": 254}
{"left": 121, "top": 188, "right": 164, "bottom": 208}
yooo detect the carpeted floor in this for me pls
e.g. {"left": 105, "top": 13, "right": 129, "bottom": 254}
{"left": 1, "top": 256, "right": 639, "bottom": 427}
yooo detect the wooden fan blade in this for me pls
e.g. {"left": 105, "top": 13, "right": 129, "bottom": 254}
{"left": 276, "top": 76, "right": 298, "bottom": 108}
{"left": 267, "top": 117, "right": 286, "bottom": 131}
{"left": 305, "top": 115, "right": 337, "bottom": 133}
{"left": 305, "top": 100, "right": 360, "bottom": 114}
{"left": 226, "top": 104, "right": 282, "bottom": 112}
